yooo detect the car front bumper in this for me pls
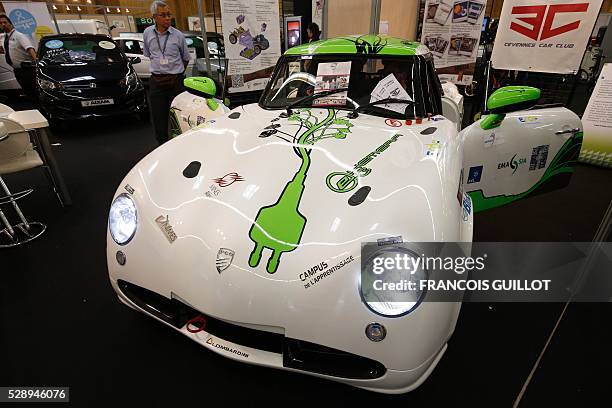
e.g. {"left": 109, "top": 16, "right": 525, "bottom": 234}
{"left": 109, "top": 277, "right": 449, "bottom": 394}
{"left": 39, "top": 86, "right": 146, "bottom": 121}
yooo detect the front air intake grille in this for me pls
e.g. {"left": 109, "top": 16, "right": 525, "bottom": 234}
{"left": 117, "top": 280, "right": 283, "bottom": 353}
{"left": 118, "top": 280, "right": 386, "bottom": 379}
{"left": 283, "top": 338, "right": 386, "bottom": 380}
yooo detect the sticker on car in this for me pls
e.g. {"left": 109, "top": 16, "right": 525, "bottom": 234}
{"left": 98, "top": 40, "right": 116, "bottom": 50}
{"left": 45, "top": 40, "right": 64, "bottom": 49}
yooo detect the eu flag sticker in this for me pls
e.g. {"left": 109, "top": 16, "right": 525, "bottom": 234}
{"left": 467, "top": 165, "right": 483, "bottom": 184}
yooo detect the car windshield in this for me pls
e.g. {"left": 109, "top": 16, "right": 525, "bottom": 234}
{"left": 260, "top": 54, "right": 443, "bottom": 119}
{"left": 40, "top": 38, "right": 124, "bottom": 64}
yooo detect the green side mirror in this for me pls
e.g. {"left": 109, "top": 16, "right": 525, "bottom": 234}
{"left": 481, "top": 86, "right": 541, "bottom": 130}
{"left": 487, "top": 86, "right": 541, "bottom": 114}
{"left": 184, "top": 76, "right": 216, "bottom": 97}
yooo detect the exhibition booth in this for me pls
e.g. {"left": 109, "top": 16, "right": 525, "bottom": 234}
{"left": 1, "top": 0, "right": 611, "bottom": 406}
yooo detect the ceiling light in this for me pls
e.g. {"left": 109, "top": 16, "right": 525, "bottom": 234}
{"left": 52, "top": 5, "right": 57, "bottom": 10}
{"left": 126, "top": 8, "right": 130, "bottom": 13}
{"left": 77, "top": 6, "right": 81, "bottom": 11}
{"left": 66, "top": 5, "right": 70, "bottom": 11}
{"left": 106, "top": 7, "right": 110, "bottom": 13}
{"left": 116, "top": 7, "right": 121, "bottom": 13}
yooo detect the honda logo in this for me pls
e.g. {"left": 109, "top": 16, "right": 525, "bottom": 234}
{"left": 510, "top": 3, "right": 589, "bottom": 41}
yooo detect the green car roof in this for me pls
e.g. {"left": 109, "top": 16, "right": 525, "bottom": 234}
{"left": 284, "top": 35, "right": 426, "bottom": 57}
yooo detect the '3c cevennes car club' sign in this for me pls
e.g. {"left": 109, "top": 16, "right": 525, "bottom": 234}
{"left": 491, "top": 0, "right": 603, "bottom": 74}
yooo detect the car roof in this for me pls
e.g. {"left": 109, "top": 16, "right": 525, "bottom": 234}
{"left": 284, "top": 35, "right": 428, "bottom": 57}
{"left": 43, "top": 33, "right": 112, "bottom": 41}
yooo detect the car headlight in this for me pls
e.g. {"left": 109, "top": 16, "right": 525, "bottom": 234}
{"left": 38, "top": 78, "right": 63, "bottom": 91}
{"left": 109, "top": 193, "right": 137, "bottom": 245}
{"left": 120, "top": 72, "right": 139, "bottom": 87}
{"left": 360, "top": 246, "right": 427, "bottom": 317}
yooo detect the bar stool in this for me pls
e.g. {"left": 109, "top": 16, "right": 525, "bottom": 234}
{"left": 0, "top": 118, "right": 47, "bottom": 247}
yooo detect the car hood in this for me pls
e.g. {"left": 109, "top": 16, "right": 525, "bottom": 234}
{"left": 38, "top": 61, "right": 128, "bottom": 83}
{"left": 121, "top": 104, "right": 462, "bottom": 279}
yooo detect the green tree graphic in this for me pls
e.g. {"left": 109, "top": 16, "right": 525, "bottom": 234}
{"left": 248, "top": 109, "right": 353, "bottom": 273}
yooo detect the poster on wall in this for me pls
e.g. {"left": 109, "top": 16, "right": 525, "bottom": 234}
{"left": 188, "top": 16, "right": 202, "bottom": 31}
{"left": 312, "top": 0, "right": 324, "bottom": 29}
{"left": 579, "top": 63, "right": 612, "bottom": 168}
{"left": 188, "top": 16, "right": 219, "bottom": 33}
{"left": 491, "top": 0, "right": 603, "bottom": 73}
{"left": 220, "top": 0, "right": 281, "bottom": 93}
{"left": 1, "top": 1, "right": 57, "bottom": 45}
{"left": 420, "top": 0, "right": 487, "bottom": 85}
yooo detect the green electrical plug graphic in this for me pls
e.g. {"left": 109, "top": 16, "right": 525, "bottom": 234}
{"left": 249, "top": 109, "right": 350, "bottom": 273}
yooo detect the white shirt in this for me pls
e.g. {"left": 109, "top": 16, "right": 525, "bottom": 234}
{"left": 1, "top": 29, "right": 35, "bottom": 68}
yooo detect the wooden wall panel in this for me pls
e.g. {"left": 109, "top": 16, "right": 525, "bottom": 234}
{"left": 327, "top": 0, "right": 372, "bottom": 38}
{"left": 380, "top": 0, "right": 419, "bottom": 40}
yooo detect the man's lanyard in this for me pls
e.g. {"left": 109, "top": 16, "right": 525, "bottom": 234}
{"left": 154, "top": 29, "right": 170, "bottom": 58}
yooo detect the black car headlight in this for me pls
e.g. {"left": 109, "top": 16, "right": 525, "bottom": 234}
{"left": 38, "top": 78, "right": 63, "bottom": 92}
{"left": 109, "top": 193, "right": 138, "bottom": 245}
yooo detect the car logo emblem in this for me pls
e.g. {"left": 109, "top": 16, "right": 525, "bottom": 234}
{"left": 212, "top": 172, "right": 244, "bottom": 187}
{"left": 216, "top": 248, "right": 235, "bottom": 273}
{"left": 155, "top": 215, "right": 177, "bottom": 243}
{"left": 89, "top": 83, "right": 96, "bottom": 88}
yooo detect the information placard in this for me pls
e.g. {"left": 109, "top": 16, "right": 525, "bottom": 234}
{"left": 421, "top": 0, "right": 487, "bottom": 85}
{"left": 491, "top": 0, "right": 603, "bottom": 73}
{"left": 221, "top": 0, "right": 281, "bottom": 93}
{"left": 579, "top": 63, "right": 612, "bottom": 167}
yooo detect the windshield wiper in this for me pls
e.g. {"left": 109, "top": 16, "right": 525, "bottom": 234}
{"left": 282, "top": 88, "right": 350, "bottom": 117}
{"left": 347, "top": 97, "right": 414, "bottom": 118}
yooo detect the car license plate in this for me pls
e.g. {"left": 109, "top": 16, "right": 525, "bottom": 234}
{"left": 81, "top": 98, "right": 114, "bottom": 107}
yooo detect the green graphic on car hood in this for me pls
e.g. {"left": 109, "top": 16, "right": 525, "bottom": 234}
{"left": 248, "top": 109, "right": 353, "bottom": 273}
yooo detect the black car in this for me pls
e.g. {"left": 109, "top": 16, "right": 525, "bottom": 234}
{"left": 35, "top": 34, "right": 146, "bottom": 121}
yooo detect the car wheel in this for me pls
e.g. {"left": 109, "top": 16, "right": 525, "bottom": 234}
{"left": 229, "top": 34, "right": 237, "bottom": 44}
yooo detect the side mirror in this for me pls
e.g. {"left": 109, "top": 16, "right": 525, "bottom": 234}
{"left": 481, "top": 86, "right": 541, "bottom": 129}
{"left": 129, "top": 56, "right": 142, "bottom": 65}
{"left": 183, "top": 76, "right": 216, "bottom": 97}
{"left": 487, "top": 86, "right": 541, "bottom": 114}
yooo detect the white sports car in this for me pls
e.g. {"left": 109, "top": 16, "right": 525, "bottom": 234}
{"left": 107, "top": 35, "right": 582, "bottom": 393}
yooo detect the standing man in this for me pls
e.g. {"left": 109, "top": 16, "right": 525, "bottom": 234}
{"left": 0, "top": 14, "right": 37, "bottom": 101}
{"left": 144, "top": 1, "right": 190, "bottom": 145}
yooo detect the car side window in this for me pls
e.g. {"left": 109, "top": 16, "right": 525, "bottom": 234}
{"left": 123, "top": 40, "right": 143, "bottom": 55}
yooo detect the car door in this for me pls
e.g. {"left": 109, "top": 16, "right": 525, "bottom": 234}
{"left": 460, "top": 87, "right": 583, "bottom": 212}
